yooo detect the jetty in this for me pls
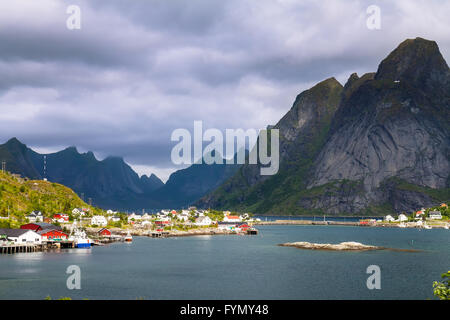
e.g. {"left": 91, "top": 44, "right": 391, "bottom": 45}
{"left": 0, "top": 241, "right": 77, "bottom": 254}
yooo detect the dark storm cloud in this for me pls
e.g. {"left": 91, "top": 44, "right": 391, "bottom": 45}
{"left": 0, "top": 0, "right": 449, "bottom": 181}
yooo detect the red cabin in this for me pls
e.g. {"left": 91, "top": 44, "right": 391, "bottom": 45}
{"left": 38, "top": 229, "right": 69, "bottom": 241}
{"left": 238, "top": 224, "right": 250, "bottom": 231}
{"left": 98, "top": 228, "right": 112, "bottom": 237}
{"left": 53, "top": 214, "right": 69, "bottom": 222}
{"left": 155, "top": 220, "right": 170, "bottom": 225}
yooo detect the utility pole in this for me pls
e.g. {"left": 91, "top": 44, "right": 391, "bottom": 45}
{"left": 43, "top": 155, "right": 47, "bottom": 181}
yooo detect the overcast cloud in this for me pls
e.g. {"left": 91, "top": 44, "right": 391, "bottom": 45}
{"left": 0, "top": 0, "right": 449, "bottom": 182}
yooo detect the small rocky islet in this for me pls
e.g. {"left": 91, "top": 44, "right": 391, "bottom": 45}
{"left": 278, "top": 241, "right": 422, "bottom": 252}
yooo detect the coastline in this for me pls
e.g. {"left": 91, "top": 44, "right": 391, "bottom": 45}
{"left": 253, "top": 219, "right": 450, "bottom": 229}
{"left": 84, "top": 219, "right": 450, "bottom": 241}
{"left": 86, "top": 227, "right": 245, "bottom": 239}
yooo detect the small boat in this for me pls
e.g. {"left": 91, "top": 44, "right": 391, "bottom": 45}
{"left": 124, "top": 231, "right": 133, "bottom": 242}
{"left": 423, "top": 224, "right": 432, "bottom": 230}
{"left": 68, "top": 221, "right": 92, "bottom": 248}
{"left": 399, "top": 222, "right": 407, "bottom": 228}
{"left": 444, "top": 224, "right": 449, "bottom": 230}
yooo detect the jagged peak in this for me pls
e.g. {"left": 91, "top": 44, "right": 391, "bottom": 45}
{"left": 375, "top": 37, "right": 449, "bottom": 86}
{"left": 342, "top": 72, "right": 375, "bottom": 100}
{"left": 63, "top": 146, "right": 79, "bottom": 153}
{"left": 311, "top": 77, "right": 342, "bottom": 90}
{"left": 4, "top": 137, "right": 27, "bottom": 148}
{"left": 344, "top": 73, "right": 360, "bottom": 90}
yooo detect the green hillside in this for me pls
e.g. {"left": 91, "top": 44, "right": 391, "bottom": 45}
{"left": 0, "top": 170, "right": 100, "bottom": 227}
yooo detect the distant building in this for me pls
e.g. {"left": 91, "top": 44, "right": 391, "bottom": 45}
{"left": 98, "top": 228, "right": 112, "bottom": 237}
{"left": 0, "top": 228, "right": 42, "bottom": 244}
{"left": 53, "top": 214, "right": 69, "bottom": 223}
{"left": 26, "top": 211, "right": 43, "bottom": 223}
{"left": 108, "top": 216, "right": 121, "bottom": 222}
{"left": 223, "top": 214, "right": 242, "bottom": 223}
{"left": 38, "top": 229, "right": 69, "bottom": 242}
{"left": 72, "top": 208, "right": 87, "bottom": 216}
{"left": 397, "top": 214, "right": 408, "bottom": 222}
{"left": 91, "top": 216, "right": 108, "bottom": 227}
{"left": 127, "top": 213, "right": 141, "bottom": 223}
{"left": 428, "top": 211, "right": 442, "bottom": 220}
{"left": 194, "top": 216, "right": 213, "bottom": 226}
{"left": 218, "top": 223, "right": 237, "bottom": 231}
{"left": 384, "top": 215, "right": 395, "bottom": 222}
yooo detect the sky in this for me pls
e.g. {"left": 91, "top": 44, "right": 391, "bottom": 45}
{"left": 0, "top": 0, "right": 449, "bottom": 182}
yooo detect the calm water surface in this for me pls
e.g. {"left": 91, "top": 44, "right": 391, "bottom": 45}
{"left": 0, "top": 225, "right": 449, "bottom": 300}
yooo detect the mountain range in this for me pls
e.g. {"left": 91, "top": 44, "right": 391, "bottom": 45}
{"left": 197, "top": 37, "right": 450, "bottom": 215}
{"left": 0, "top": 138, "right": 239, "bottom": 210}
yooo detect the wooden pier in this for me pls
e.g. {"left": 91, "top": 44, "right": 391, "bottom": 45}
{"left": 0, "top": 243, "right": 44, "bottom": 254}
{"left": 0, "top": 241, "right": 76, "bottom": 254}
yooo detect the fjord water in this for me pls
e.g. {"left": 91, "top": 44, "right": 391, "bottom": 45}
{"left": 0, "top": 225, "right": 448, "bottom": 300}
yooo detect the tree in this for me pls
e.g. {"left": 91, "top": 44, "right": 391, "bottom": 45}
{"left": 433, "top": 271, "right": 450, "bottom": 300}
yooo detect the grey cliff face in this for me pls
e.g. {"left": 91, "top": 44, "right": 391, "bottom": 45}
{"left": 306, "top": 37, "right": 450, "bottom": 213}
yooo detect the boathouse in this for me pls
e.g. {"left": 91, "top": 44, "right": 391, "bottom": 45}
{"left": 98, "top": 228, "right": 112, "bottom": 237}
{"left": 38, "top": 229, "right": 69, "bottom": 242}
{"left": 0, "top": 228, "right": 42, "bottom": 244}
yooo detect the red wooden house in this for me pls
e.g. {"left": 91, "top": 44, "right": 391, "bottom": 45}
{"left": 38, "top": 229, "right": 69, "bottom": 241}
{"left": 98, "top": 228, "right": 112, "bottom": 237}
{"left": 238, "top": 223, "right": 250, "bottom": 232}
{"left": 53, "top": 213, "right": 69, "bottom": 223}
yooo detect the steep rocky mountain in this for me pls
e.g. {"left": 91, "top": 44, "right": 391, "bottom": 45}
{"left": 197, "top": 77, "right": 343, "bottom": 213}
{"left": 0, "top": 138, "right": 41, "bottom": 179}
{"left": 198, "top": 38, "right": 450, "bottom": 215}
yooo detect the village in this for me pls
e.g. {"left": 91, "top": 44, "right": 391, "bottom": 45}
{"left": 0, "top": 207, "right": 260, "bottom": 254}
{"left": 1, "top": 202, "right": 449, "bottom": 254}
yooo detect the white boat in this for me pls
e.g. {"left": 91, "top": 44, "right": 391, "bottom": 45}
{"left": 68, "top": 220, "right": 92, "bottom": 248}
{"left": 124, "top": 231, "right": 133, "bottom": 242}
{"left": 399, "top": 222, "right": 407, "bottom": 228}
{"left": 444, "top": 224, "right": 449, "bottom": 230}
{"left": 423, "top": 224, "right": 432, "bottom": 230}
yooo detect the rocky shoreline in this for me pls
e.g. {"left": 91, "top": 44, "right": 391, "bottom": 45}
{"left": 86, "top": 227, "right": 241, "bottom": 238}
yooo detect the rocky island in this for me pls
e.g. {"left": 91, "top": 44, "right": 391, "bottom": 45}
{"left": 279, "top": 241, "right": 382, "bottom": 251}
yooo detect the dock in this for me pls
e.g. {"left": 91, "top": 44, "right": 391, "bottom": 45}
{"left": 0, "top": 243, "right": 44, "bottom": 254}
{"left": 0, "top": 241, "right": 76, "bottom": 254}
